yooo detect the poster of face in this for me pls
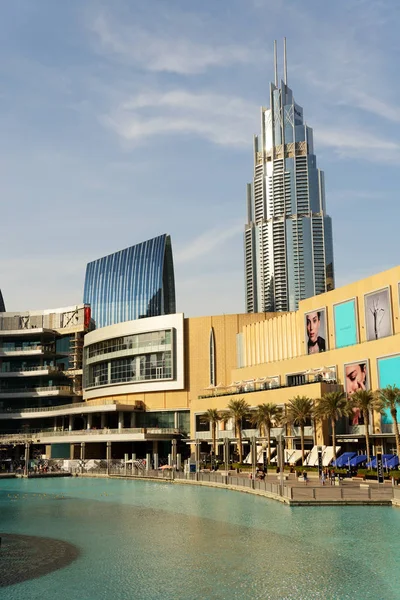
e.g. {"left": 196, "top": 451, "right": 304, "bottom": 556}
{"left": 305, "top": 308, "right": 327, "bottom": 355}
{"left": 344, "top": 361, "right": 369, "bottom": 425}
{"left": 364, "top": 287, "right": 392, "bottom": 342}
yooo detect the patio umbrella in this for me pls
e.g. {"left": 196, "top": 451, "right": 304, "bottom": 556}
{"left": 204, "top": 384, "right": 217, "bottom": 396}
{"left": 215, "top": 383, "right": 226, "bottom": 395}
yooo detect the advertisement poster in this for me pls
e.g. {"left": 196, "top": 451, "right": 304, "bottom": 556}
{"left": 305, "top": 308, "right": 327, "bottom": 355}
{"left": 334, "top": 299, "right": 357, "bottom": 348}
{"left": 364, "top": 288, "right": 392, "bottom": 341}
{"left": 377, "top": 355, "right": 400, "bottom": 424}
{"left": 344, "top": 361, "right": 369, "bottom": 425}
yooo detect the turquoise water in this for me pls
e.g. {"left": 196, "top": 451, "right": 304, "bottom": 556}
{"left": 0, "top": 478, "right": 399, "bottom": 600}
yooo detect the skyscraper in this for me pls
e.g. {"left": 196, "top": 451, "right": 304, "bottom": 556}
{"left": 244, "top": 39, "right": 334, "bottom": 313}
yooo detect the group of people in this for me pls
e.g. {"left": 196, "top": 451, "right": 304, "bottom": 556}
{"left": 248, "top": 468, "right": 266, "bottom": 481}
{"left": 302, "top": 468, "right": 337, "bottom": 485}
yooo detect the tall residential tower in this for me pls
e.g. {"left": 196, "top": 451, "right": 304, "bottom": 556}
{"left": 244, "top": 39, "right": 334, "bottom": 313}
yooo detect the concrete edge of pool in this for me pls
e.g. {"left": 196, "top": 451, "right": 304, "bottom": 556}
{"left": 71, "top": 473, "right": 397, "bottom": 507}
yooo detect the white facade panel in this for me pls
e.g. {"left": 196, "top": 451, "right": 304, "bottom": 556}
{"left": 83, "top": 313, "right": 185, "bottom": 399}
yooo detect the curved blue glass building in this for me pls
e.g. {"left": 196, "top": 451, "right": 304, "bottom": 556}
{"left": 0, "top": 290, "right": 5, "bottom": 312}
{"left": 83, "top": 234, "right": 176, "bottom": 329}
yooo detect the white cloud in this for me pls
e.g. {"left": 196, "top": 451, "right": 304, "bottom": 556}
{"left": 315, "top": 126, "right": 400, "bottom": 163}
{"left": 347, "top": 90, "right": 400, "bottom": 124}
{"left": 103, "top": 89, "right": 258, "bottom": 147}
{"left": 174, "top": 222, "right": 243, "bottom": 265}
{"left": 91, "top": 13, "right": 251, "bottom": 75}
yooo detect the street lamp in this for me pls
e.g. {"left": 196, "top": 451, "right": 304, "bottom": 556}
{"left": 277, "top": 431, "right": 285, "bottom": 496}
{"left": 251, "top": 436, "right": 257, "bottom": 481}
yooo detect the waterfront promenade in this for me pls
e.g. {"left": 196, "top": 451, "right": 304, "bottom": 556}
{"left": 2, "top": 466, "right": 398, "bottom": 506}
{"left": 78, "top": 468, "right": 399, "bottom": 507}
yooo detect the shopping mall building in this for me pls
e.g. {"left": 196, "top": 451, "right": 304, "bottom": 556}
{"left": 1, "top": 247, "right": 400, "bottom": 466}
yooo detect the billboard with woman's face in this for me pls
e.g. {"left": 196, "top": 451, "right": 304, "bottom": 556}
{"left": 364, "top": 287, "right": 392, "bottom": 341}
{"left": 305, "top": 308, "right": 327, "bottom": 355}
{"left": 344, "top": 361, "right": 369, "bottom": 425}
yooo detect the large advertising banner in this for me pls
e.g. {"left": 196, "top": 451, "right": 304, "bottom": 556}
{"left": 334, "top": 299, "right": 357, "bottom": 349}
{"left": 364, "top": 287, "right": 392, "bottom": 342}
{"left": 344, "top": 360, "right": 369, "bottom": 425}
{"left": 377, "top": 355, "right": 400, "bottom": 424}
{"left": 305, "top": 308, "right": 327, "bottom": 355}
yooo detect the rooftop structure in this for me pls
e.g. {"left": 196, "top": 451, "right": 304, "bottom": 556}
{"left": 83, "top": 234, "right": 176, "bottom": 329}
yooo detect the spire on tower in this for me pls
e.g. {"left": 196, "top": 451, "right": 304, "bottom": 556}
{"left": 283, "top": 37, "right": 287, "bottom": 85}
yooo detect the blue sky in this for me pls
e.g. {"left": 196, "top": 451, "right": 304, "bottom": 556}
{"left": 1, "top": 0, "right": 400, "bottom": 317}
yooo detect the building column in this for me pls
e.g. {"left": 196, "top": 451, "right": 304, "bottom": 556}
{"left": 24, "top": 442, "right": 30, "bottom": 477}
{"left": 69, "top": 415, "right": 73, "bottom": 431}
{"left": 118, "top": 412, "right": 124, "bottom": 431}
{"left": 153, "top": 440, "right": 159, "bottom": 470}
{"left": 101, "top": 413, "right": 106, "bottom": 429}
{"left": 130, "top": 412, "right": 136, "bottom": 428}
{"left": 195, "top": 441, "right": 200, "bottom": 473}
{"left": 54, "top": 417, "right": 58, "bottom": 432}
{"left": 106, "top": 441, "right": 111, "bottom": 475}
{"left": 171, "top": 439, "right": 177, "bottom": 466}
{"left": 87, "top": 414, "right": 92, "bottom": 430}
{"left": 174, "top": 412, "right": 179, "bottom": 429}
{"left": 146, "top": 453, "right": 151, "bottom": 471}
{"left": 80, "top": 442, "right": 85, "bottom": 473}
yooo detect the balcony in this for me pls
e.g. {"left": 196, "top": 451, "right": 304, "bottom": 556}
{"left": 0, "top": 385, "right": 72, "bottom": 399}
{"left": 0, "top": 366, "right": 62, "bottom": 378}
{"left": 198, "top": 378, "right": 339, "bottom": 400}
{"left": 0, "top": 398, "right": 144, "bottom": 419}
{"left": 381, "top": 423, "right": 395, "bottom": 434}
{"left": 348, "top": 425, "right": 366, "bottom": 436}
{"left": 0, "top": 345, "right": 45, "bottom": 357}
{"left": 291, "top": 426, "right": 314, "bottom": 438}
{"left": 0, "top": 427, "right": 185, "bottom": 444}
{"left": 195, "top": 426, "right": 308, "bottom": 442}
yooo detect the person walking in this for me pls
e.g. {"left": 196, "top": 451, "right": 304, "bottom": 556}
{"left": 302, "top": 469, "right": 308, "bottom": 485}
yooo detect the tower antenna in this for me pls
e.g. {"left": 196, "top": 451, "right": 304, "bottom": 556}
{"left": 274, "top": 40, "right": 278, "bottom": 87}
{"left": 283, "top": 37, "right": 287, "bottom": 85}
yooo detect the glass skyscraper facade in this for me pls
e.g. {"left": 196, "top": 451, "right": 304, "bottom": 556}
{"left": 83, "top": 234, "right": 176, "bottom": 328}
{"left": 244, "top": 40, "right": 335, "bottom": 313}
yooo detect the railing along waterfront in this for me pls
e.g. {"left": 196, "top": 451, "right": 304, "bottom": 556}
{"left": 97, "top": 468, "right": 396, "bottom": 503}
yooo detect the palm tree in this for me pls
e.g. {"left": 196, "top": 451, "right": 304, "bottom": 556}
{"left": 285, "top": 396, "right": 314, "bottom": 465}
{"left": 251, "top": 403, "right": 283, "bottom": 463}
{"left": 377, "top": 385, "right": 400, "bottom": 458}
{"left": 200, "top": 409, "right": 222, "bottom": 458}
{"left": 314, "top": 391, "right": 350, "bottom": 461}
{"left": 225, "top": 398, "right": 251, "bottom": 464}
{"left": 350, "top": 389, "right": 380, "bottom": 463}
